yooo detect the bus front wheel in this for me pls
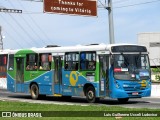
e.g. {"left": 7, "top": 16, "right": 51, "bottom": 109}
{"left": 30, "top": 84, "right": 39, "bottom": 100}
{"left": 86, "top": 86, "right": 96, "bottom": 103}
{"left": 118, "top": 98, "right": 129, "bottom": 103}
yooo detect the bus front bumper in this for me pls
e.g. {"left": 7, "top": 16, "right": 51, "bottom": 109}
{"left": 110, "top": 88, "right": 151, "bottom": 99}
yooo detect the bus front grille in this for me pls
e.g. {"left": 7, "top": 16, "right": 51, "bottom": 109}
{"left": 123, "top": 86, "right": 146, "bottom": 91}
{"left": 123, "top": 87, "right": 140, "bottom": 91}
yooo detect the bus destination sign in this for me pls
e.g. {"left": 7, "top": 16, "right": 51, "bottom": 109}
{"left": 44, "top": 0, "right": 97, "bottom": 17}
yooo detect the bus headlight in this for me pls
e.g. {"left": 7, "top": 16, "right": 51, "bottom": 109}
{"left": 123, "top": 84, "right": 129, "bottom": 87}
{"left": 115, "top": 82, "right": 120, "bottom": 89}
{"left": 148, "top": 83, "right": 151, "bottom": 87}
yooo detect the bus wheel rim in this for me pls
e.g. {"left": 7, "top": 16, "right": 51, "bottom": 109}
{"left": 88, "top": 90, "right": 94, "bottom": 99}
{"left": 32, "top": 86, "right": 37, "bottom": 96}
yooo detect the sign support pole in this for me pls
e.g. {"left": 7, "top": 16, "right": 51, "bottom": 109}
{"left": 106, "top": 0, "right": 115, "bottom": 44}
{"left": 0, "top": 26, "right": 3, "bottom": 50}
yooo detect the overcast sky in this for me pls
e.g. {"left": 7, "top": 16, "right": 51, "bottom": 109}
{"left": 0, "top": 0, "right": 160, "bottom": 49}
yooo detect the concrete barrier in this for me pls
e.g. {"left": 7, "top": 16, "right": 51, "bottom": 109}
{"left": 151, "top": 83, "right": 160, "bottom": 97}
{"left": 0, "top": 78, "right": 7, "bottom": 89}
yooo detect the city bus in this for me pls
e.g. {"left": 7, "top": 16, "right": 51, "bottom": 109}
{"left": 0, "top": 49, "right": 18, "bottom": 89}
{"left": 7, "top": 44, "right": 151, "bottom": 103}
{"left": 0, "top": 50, "right": 9, "bottom": 89}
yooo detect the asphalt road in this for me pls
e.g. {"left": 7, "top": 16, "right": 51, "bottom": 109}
{"left": 0, "top": 89, "right": 160, "bottom": 109}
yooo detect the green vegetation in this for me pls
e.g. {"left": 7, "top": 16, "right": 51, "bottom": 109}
{"left": 155, "top": 75, "right": 160, "bottom": 81}
{"left": 151, "top": 68, "right": 160, "bottom": 73}
{"left": 0, "top": 100, "right": 138, "bottom": 111}
{"left": 0, "top": 101, "right": 160, "bottom": 120}
{"left": 151, "top": 68, "right": 160, "bottom": 81}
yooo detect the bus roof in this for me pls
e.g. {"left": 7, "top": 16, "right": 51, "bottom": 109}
{"left": 29, "top": 43, "right": 147, "bottom": 53}
{"left": 1, "top": 43, "right": 148, "bottom": 54}
{"left": 31, "top": 44, "right": 108, "bottom": 53}
{"left": 0, "top": 49, "right": 19, "bottom": 54}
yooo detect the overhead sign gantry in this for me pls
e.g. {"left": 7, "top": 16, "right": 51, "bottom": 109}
{"left": 0, "top": 8, "right": 22, "bottom": 13}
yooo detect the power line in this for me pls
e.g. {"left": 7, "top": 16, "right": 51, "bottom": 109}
{"left": 17, "top": 14, "right": 45, "bottom": 46}
{"left": 0, "top": 13, "right": 30, "bottom": 48}
{"left": 20, "top": 0, "right": 160, "bottom": 13}
{"left": 28, "top": 15, "right": 50, "bottom": 41}
{"left": 114, "top": 0, "right": 160, "bottom": 8}
{"left": 3, "top": 28, "right": 24, "bottom": 49}
{"left": 98, "top": 0, "right": 106, "bottom": 8}
{"left": 8, "top": 13, "right": 37, "bottom": 46}
{"left": 18, "top": 0, "right": 50, "bottom": 43}
{"left": 113, "top": 0, "right": 130, "bottom": 4}
{"left": 8, "top": 0, "right": 42, "bottom": 47}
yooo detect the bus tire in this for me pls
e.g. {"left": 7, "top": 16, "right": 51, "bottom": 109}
{"left": 30, "top": 84, "right": 39, "bottom": 100}
{"left": 86, "top": 86, "right": 96, "bottom": 103}
{"left": 118, "top": 98, "right": 129, "bottom": 103}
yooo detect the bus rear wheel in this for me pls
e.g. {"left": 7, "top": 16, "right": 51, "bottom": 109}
{"left": 30, "top": 84, "right": 39, "bottom": 100}
{"left": 86, "top": 86, "right": 96, "bottom": 103}
{"left": 118, "top": 98, "right": 129, "bottom": 103}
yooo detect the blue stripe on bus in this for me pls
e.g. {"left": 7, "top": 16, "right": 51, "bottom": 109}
{"left": 7, "top": 69, "right": 99, "bottom": 97}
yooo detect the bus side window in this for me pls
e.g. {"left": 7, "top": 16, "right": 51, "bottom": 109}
{"left": 65, "top": 52, "right": 79, "bottom": 71}
{"left": 65, "top": 62, "right": 68, "bottom": 69}
{"left": 26, "top": 54, "right": 38, "bottom": 71}
{"left": 80, "top": 52, "right": 96, "bottom": 70}
{"left": 0, "top": 54, "right": 8, "bottom": 78}
{"left": 8, "top": 54, "right": 14, "bottom": 71}
{"left": 80, "top": 53, "right": 86, "bottom": 69}
{"left": 0, "top": 55, "right": 7, "bottom": 66}
{"left": 39, "top": 53, "right": 51, "bottom": 71}
{"left": 75, "top": 62, "right": 78, "bottom": 70}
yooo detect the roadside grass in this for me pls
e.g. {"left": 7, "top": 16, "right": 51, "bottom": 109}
{"left": 0, "top": 118, "right": 159, "bottom": 120}
{"left": 0, "top": 100, "right": 160, "bottom": 120}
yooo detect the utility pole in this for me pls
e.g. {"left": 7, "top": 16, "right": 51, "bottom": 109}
{"left": 106, "top": 0, "right": 115, "bottom": 44}
{"left": 0, "top": 26, "right": 3, "bottom": 50}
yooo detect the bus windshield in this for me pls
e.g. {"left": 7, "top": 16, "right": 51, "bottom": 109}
{"left": 113, "top": 54, "right": 150, "bottom": 80}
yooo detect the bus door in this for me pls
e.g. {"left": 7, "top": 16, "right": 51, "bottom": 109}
{"left": 53, "top": 56, "right": 62, "bottom": 95}
{"left": 15, "top": 57, "right": 24, "bottom": 92}
{"left": 99, "top": 55, "right": 110, "bottom": 97}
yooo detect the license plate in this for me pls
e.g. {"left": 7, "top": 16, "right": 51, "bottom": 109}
{"left": 132, "top": 92, "right": 138, "bottom": 95}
